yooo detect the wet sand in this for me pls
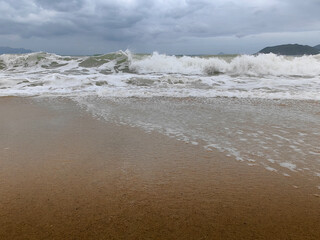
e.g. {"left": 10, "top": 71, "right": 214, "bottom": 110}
{"left": 0, "top": 97, "right": 319, "bottom": 239}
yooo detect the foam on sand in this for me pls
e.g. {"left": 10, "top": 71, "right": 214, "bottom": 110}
{"left": 279, "top": 162, "right": 297, "bottom": 172}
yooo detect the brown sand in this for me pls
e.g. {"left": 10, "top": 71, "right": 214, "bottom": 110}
{"left": 0, "top": 97, "right": 319, "bottom": 240}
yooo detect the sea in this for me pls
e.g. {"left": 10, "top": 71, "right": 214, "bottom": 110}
{"left": 1, "top": 51, "right": 320, "bottom": 185}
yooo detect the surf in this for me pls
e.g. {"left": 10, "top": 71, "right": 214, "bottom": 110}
{"left": 0, "top": 50, "right": 320, "bottom": 100}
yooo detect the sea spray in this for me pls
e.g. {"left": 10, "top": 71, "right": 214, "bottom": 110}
{"left": 0, "top": 51, "right": 320, "bottom": 99}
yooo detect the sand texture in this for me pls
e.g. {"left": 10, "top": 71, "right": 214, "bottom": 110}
{"left": 0, "top": 97, "right": 319, "bottom": 239}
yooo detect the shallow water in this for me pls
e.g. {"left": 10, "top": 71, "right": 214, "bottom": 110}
{"left": 1, "top": 51, "right": 320, "bottom": 186}
{"left": 74, "top": 96, "right": 320, "bottom": 180}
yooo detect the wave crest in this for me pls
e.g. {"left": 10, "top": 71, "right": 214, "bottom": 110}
{"left": 0, "top": 50, "right": 132, "bottom": 73}
{"left": 1, "top": 51, "right": 320, "bottom": 77}
{"left": 130, "top": 52, "right": 320, "bottom": 77}
{"left": 1, "top": 50, "right": 320, "bottom": 100}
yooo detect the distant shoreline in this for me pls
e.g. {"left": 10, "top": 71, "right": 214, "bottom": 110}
{"left": 0, "top": 46, "right": 32, "bottom": 54}
{"left": 1, "top": 43, "right": 320, "bottom": 56}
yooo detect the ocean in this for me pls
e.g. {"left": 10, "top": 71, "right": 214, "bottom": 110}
{"left": 1, "top": 51, "right": 320, "bottom": 184}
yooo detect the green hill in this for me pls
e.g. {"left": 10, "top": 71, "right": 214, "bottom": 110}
{"left": 258, "top": 44, "right": 319, "bottom": 56}
{"left": 314, "top": 44, "right": 320, "bottom": 50}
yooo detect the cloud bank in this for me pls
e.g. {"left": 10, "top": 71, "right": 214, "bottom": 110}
{"left": 0, "top": 0, "right": 320, "bottom": 54}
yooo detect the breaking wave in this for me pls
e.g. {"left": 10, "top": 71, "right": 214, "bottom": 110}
{"left": 0, "top": 50, "right": 320, "bottom": 99}
{"left": 0, "top": 51, "right": 131, "bottom": 73}
{"left": 1, "top": 51, "right": 320, "bottom": 77}
{"left": 130, "top": 52, "right": 320, "bottom": 77}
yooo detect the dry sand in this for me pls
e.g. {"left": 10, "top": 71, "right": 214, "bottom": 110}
{"left": 0, "top": 97, "right": 319, "bottom": 239}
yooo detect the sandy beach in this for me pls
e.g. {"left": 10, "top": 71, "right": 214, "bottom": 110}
{"left": 0, "top": 97, "right": 319, "bottom": 239}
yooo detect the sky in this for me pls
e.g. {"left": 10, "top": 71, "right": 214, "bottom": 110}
{"left": 0, "top": 0, "right": 320, "bottom": 55}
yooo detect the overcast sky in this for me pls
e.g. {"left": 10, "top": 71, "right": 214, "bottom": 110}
{"left": 0, "top": 0, "right": 320, "bottom": 55}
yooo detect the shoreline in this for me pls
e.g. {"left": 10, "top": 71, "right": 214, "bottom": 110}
{"left": 0, "top": 97, "right": 319, "bottom": 239}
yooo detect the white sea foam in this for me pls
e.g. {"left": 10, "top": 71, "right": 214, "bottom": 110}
{"left": 279, "top": 162, "right": 297, "bottom": 172}
{"left": 72, "top": 96, "right": 320, "bottom": 182}
{"left": 265, "top": 166, "right": 278, "bottom": 172}
{"left": 0, "top": 51, "right": 320, "bottom": 100}
{"left": 131, "top": 52, "right": 320, "bottom": 77}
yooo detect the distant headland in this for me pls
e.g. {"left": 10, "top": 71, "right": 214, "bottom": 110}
{"left": 1, "top": 44, "right": 320, "bottom": 56}
{"left": 257, "top": 44, "right": 320, "bottom": 56}
{"left": 0, "top": 46, "right": 33, "bottom": 54}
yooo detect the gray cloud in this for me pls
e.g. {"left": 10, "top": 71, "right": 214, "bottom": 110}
{"left": 35, "top": 0, "right": 84, "bottom": 12}
{"left": 0, "top": 0, "right": 319, "bottom": 54}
